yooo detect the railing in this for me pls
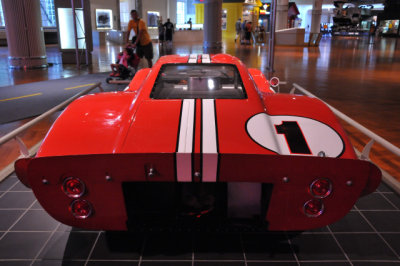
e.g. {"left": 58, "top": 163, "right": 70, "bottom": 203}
{"left": 290, "top": 83, "right": 400, "bottom": 194}
{"left": 0, "top": 82, "right": 104, "bottom": 182}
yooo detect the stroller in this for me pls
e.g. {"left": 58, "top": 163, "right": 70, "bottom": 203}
{"left": 106, "top": 46, "right": 140, "bottom": 84}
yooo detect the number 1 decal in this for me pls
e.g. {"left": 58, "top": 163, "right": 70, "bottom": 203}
{"left": 246, "top": 113, "right": 344, "bottom": 157}
{"left": 275, "top": 121, "right": 312, "bottom": 155}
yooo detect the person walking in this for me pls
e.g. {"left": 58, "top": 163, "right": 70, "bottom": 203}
{"left": 245, "top": 21, "right": 252, "bottom": 45}
{"left": 235, "top": 18, "right": 241, "bottom": 43}
{"left": 126, "top": 9, "right": 153, "bottom": 68}
{"left": 369, "top": 23, "right": 376, "bottom": 44}
{"left": 259, "top": 24, "right": 265, "bottom": 43}
{"left": 164, "top": 18, "right": 175, "bottom": 44}
{"left": 241, "top": 20, "right": 247, "bottom": 44}
{"left": 187, "top": 18, "right": 192, "bottom": 30}
{"left": 158, "top": 19, "right": 165, "bottom": 45}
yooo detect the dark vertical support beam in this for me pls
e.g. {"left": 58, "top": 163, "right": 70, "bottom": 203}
{"left": 267, "top": 0, "right": 277, "bottom": 78}
{"left": 116, "top": 0, "right": 121, "bottom": 30}
{"left": 71, "top": 0, "right": 80, "bottom": 69}
{"left": 81, "top": 0, "right": 89, "bottom": 65}
{"left": 203, "top": 0, "right": 222, "bottom": 54}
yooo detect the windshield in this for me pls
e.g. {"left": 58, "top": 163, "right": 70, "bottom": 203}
{"left": 150, "top": 64, "right": 246, "bottom": 99}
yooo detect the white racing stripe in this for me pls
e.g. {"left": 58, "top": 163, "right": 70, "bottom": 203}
{"left": 202, "top": 54, "right": 211, "bottom": 63}
{"left": 188, "top": 54, "right": 197, "bottom": 64}
{"left": 176, "top": 99, "right": 219, "bottom": 182}
{"left": 176, "top": 99, "right": 195, "bottom": 182}
{"left": 202, "top": 99, "right": 218, "bottom": 182}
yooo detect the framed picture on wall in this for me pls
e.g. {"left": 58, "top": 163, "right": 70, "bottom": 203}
{"left": 96, "top": 9, "right": 113, "bottom": 29}
{"left": 147, "top": 11, "right": 160, "bottom": 28}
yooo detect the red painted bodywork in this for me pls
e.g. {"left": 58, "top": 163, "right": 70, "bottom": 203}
{"left": 15, "top": 54, "right": 381, "bottom": 231}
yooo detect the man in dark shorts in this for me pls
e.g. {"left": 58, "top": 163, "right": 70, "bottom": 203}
{"left": 163, "top": 18, "right": 174, "bottom": 44}
{"left": 126, "top": 10, "right": 153, "bottom": 68}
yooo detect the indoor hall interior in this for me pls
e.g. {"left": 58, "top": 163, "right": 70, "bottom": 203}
{"left": 1, "top": 0, "right": 400, "bottom": 264}
{"left": 1, "top": 35, "right": 399, "bottom": 181}
{"left": 1, "top": 35, "right": 400, "bottom": 266}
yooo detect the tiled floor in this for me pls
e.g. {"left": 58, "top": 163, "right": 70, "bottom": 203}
{"left": 1, "top": 173, "right": 400, "bottom": 266}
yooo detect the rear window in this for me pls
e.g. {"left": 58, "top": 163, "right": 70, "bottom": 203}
{"left": 150, "top": 64, "right": 246, "bottom": 99}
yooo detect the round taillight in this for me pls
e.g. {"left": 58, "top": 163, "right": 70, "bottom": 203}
{"left": 310, "top": 178, "right": 332, "bottom": 198}
{"left": 270, "top": 77, "right": 280, "bottom": 87}
{"left": 303, "top": 199, "right": 324, "bottom": 217}
{"left": 69, "top": 199, "right": 93, "bottom": 219}
{"left": 62, "top": 177, "right": 85, "bottom": 198}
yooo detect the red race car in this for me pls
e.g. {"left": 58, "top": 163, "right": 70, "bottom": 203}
{"left": 15, "top": 54, "right": 381, "bottom": 231}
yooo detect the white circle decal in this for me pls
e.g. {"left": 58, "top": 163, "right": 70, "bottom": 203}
{"left": 246, "top": 113, "right": 344, "bottom": 157}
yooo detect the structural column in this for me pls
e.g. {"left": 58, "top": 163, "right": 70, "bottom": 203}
{"left": 135, "top": 0, "right": 142, "bottom": 17}
{"left": 1, "top": 0, "right": 47, "bottom": 69}
{"left": 275, "top": 0, "right": 288, "bottom": 30}
{"left": 115, "top": 0, "right": 121, "bottom": 30}
{"left": 310, "top": 0, "right": 323, "bottom": 33}
{"left": 267, "top": 0, "right": 277, "bottom": 78}
{"left": 203, "top": 0, "right": 222, "bottom": 52}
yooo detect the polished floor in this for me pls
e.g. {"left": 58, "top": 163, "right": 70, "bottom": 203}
{"left": 1, "top": 36, "right": 399, "bottom": 179}
{"left": 1, "top": 173, "right": 400, "bottom": 265}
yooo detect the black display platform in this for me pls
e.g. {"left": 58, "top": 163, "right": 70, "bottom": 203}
{"left": 1, "top": 173, "right": 400, "bottom": 266}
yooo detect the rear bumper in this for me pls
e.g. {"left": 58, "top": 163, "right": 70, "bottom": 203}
{"left": 15, "top": 153, "right": 381, "bottom": 231}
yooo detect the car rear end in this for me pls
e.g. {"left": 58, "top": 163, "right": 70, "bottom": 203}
{"left": 14, "top": 54, "right": 381, "bottom": 231}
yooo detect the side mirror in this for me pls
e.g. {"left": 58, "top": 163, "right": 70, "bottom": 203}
{"left": 269, "top": 77, "right": 280, "bottom": 88}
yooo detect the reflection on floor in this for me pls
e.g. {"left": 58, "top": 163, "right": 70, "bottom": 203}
{"left": 1, "top": 36, "right": 399, "bottom": 179}
{"left": 1, "top": 173, "right": 400, "bottom": 265}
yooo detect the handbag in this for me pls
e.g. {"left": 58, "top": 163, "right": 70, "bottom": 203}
{"left": 131, "top": 19, "right": 141, "bottom": 48}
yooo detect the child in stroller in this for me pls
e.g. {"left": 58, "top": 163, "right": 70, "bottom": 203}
{"left": 107, "top": 46, "right": 140, "bottom": 83}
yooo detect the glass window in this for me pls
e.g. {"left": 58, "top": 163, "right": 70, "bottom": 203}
{"left": 57, "top": 8, "right": 85, "bottom": 49}
{"left": 151, "top": 64, "right": 246, "bottom": 99}
{"left": 176, "top": 0, "right": 196, "bottom": 28}
{"left": 177, "top": 1, "right": 185, "bottom": 25}
{"left": 120, "top": 0, "right": 130, "bottom": 27}
{"left": 40, "top": 0, "right": 56, "bottom": 27}
{"left": 186, "top": 0, "right": 196, "bottom": 21}
{"left": 0, "top": 0, "right": 56, "bottom": 27}
{"left": 0, "top": 1, "right": 4, "bottom": 27}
